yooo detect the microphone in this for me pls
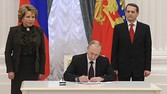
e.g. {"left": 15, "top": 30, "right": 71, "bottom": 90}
{"left": 59, "top": 76, "right": 66, "bottom": 86}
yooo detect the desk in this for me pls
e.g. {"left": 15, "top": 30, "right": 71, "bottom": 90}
{"left": 21, "top": 81, "right": 161, "bottom": 94}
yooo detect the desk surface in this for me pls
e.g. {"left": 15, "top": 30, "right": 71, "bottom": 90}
{"left": 21, "top": 81, "right": 161, "bottom": 91}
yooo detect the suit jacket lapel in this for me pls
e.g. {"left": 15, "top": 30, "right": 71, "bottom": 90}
{"left": 123, "top": 22, "right": 132, "bottom": 44}
{"left": 95, "top": 59, "right": 99, "bottom": 76}
{"left": 134, "top": 21, "right": 140, "bottom": 43}
{"left": 95, "top": 57, "right": 103, "bottom": 76}
{"left": 82, "top": 53, "right": 88, "bottom": 75}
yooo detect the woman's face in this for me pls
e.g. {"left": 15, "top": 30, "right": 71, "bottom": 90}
{"left": 22, "top": 11, "right": 36, "bottom": 27}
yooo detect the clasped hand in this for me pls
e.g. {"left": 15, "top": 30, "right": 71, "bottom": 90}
{"left": 79, "top": 75, "right": 103, "bottom": 82}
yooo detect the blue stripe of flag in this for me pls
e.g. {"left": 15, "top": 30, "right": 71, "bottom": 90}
{"left": 116, "top": 0, "right": 126, "bottom": 22}
{"left": 30, "top": 0, "right": 49, "bottom": 39}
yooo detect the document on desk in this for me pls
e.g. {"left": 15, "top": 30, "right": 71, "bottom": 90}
{"left": 77, "top": 82, "right": 102, "bottom": 85}
{"left": 48, "top": 81, "right": 60, "bottom": 87}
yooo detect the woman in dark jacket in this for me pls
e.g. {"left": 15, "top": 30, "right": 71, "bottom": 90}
{"left": 5, "top": 4, "right": 46, "bottom": 94}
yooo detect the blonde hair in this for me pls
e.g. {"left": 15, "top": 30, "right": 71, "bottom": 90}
{"left": 18, "top": 4, "right": 38, "bottom": 23}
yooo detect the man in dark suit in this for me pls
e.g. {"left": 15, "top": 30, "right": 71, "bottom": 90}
{"left": 111, "top": 3, "right": 152, "bottom": 81}
{"left": 64, "top": 40, "right": 116, "bottom": 82}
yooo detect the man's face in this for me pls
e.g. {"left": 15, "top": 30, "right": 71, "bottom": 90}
{"left": 87, "top": 44, "right": 101, "bottom": 61}
{"left": 125, "top": 5, "right": 139, "bottom": 22}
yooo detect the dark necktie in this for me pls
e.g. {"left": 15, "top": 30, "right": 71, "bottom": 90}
{"left": 88, "top": 61, "right": 94, "bottom": 79}
{"left": 130, "top": 24, "right": 134, "bottom": 44}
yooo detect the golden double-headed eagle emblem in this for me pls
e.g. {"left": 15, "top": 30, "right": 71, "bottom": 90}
{"left": 94, "top": 0, "right": 125, "bottom": 28}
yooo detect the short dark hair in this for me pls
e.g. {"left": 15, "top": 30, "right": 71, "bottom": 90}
{"left": 125, "top": 3, "right": 139, "bottom": 13}
{"left": 88, "top": 40, "right": 102, "bottom": 50}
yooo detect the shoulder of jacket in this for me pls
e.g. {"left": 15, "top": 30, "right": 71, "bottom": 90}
{"left": 34, "top": 26, "right": 44, "bottom": 34}
{"left": 74, "top": 53, "right": 86, "bottom": 58}
{"left": 98, "top": 55, "right": 108, "bottom": 60}
{"left": 115, "top": 22, "right": 125, "bottom": 27}
{"left": 137, "top": 21, "right": 149, "bottom": 27}
{"left": 33, "top": 26, "right": 41, "bottom": 30}
{"left": 10, "top": 25, "right": 20, "bottom": 30}
{"left": 9, "top": 26, "right": 22, "bottom": 34}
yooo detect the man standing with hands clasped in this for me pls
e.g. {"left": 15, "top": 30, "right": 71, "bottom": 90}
{"left": 64, "top": 40, "right": 116, "bottom": 82}
{"left": 111, "top": 3, "right": 152, "bottom": 81}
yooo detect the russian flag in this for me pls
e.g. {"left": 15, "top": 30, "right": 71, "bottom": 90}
{"left": 92, "top": 0, "right": 126, "bottom": 62}
{"left": 19, "top": 0, "right": 50, "bottom": 80}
